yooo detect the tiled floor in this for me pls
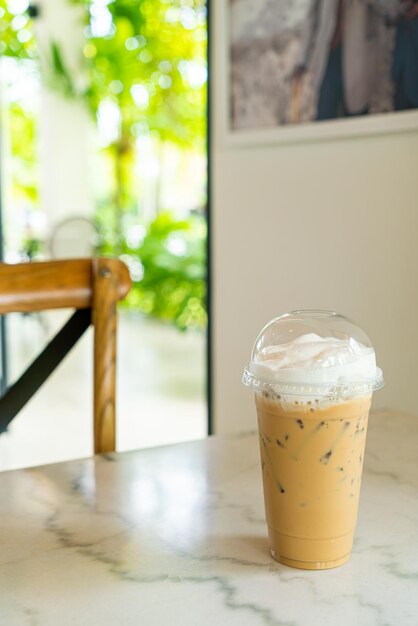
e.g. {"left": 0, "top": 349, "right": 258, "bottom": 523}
{"left": 0, "top": 312, "right": 207, "bottom": 471}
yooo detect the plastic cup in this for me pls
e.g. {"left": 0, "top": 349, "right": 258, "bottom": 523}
{"left": 243, "top": 310, "right": 383, "bottom": 570}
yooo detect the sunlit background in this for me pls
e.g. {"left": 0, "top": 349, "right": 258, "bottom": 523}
{"left": 0, "top": 0, "right": 208, "bottom": 470}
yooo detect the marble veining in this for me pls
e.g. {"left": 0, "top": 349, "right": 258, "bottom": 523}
{"left": 1, "top": 410, "right": 418, "bottom": 625}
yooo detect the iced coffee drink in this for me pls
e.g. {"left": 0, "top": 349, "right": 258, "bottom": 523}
{"left": 243, "top": 311, "right": 383, "bottom": 570}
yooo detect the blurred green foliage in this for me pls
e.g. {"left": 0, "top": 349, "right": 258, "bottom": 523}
{"left": 113, "top": 211, "right": 206, "bottom": 330}
{"left": 0, "top": 2, "right": 37, "bottom": 59}
{"left": 0, "top": 0, "right": 207, "bottom": 330}
{"left": 75, "top": 0, "right": 207, "bottom": 249}
{"left": 0, "top": 2, "right": 39, "bottom": 208}
{"left": 75, "top": 0, "right": 207, "bottom": 147}
{"left": 8, "top": 101, "right": 39, "bottom": 204}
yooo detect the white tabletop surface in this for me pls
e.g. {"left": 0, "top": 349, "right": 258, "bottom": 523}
{"left": 1, "top": 409, "right": 417, "bottom": 626}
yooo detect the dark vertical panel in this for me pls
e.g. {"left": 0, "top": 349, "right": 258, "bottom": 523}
{"left": 206, "top": 0, "right": 212, "bottom": 435}
{"left": 0, "top": 129, "right": 8, "bottom": 395}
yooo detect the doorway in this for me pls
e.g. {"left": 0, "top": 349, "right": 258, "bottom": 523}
{"left": 0, "top": 0, "right": 209, "bottom": 470}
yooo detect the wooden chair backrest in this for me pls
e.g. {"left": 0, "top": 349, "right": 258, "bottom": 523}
{"left": 0, "top": 258, "right": 131, "bottom": 454}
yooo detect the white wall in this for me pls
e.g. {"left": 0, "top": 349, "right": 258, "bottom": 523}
{"left": 37, "top": 0, "right": 93, "bottom": 229}
{"left": 212, "top": 1, "right": 418, "bottom": 434}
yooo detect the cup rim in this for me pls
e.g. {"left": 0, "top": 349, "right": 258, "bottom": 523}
{"left": 242, "top": 367, "right": 384, "bottom": 398}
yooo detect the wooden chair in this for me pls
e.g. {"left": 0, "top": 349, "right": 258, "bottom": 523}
{"left": 0, "top": 258, "right": 131, "bottom": 453}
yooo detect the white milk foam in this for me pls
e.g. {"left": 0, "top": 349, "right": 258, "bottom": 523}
{"left": 251, "top": 333, "right": 377, "bottom": 386}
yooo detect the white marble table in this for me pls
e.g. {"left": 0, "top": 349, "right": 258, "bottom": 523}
{"left": 1, "top": 410, "right": 417, "bottom": 626}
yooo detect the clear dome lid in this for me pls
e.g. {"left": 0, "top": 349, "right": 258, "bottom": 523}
{"left": 243, "top": 310, "right": 384, "bottom": 398}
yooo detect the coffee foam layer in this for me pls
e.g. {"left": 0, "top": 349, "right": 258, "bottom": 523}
{"left": 256, "top": 390, "right": 371, "bottom": 412}
{"left": 255, "top": 389, "right": 372, "bottom": 416}
{"left": 250, "top": 333, "right": 377, "bottom": 386}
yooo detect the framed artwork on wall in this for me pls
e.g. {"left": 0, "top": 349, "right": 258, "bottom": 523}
{"left": 221, "top": 0, "right": 418, "bottom": 146}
